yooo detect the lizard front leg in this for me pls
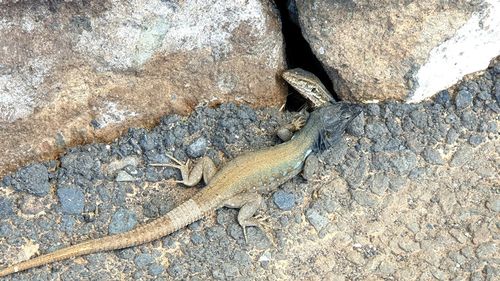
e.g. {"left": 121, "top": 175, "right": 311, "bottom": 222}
{"left": 277, "top": 115, "right": 306, "bottom": 142}
{"left": 224, "top": 192, "right": 264, "bottom": 242}
{"left": 152, "top": 154, "right": 217, "bottom": 186}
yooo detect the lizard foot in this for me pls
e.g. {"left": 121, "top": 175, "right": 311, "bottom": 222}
{"left": 151, "top": 154, "right": 216, "bottom": 186}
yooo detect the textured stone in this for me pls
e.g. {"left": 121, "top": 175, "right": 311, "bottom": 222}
{"left": 0, "top": 0, "right": 286, "bottom": 178}
{"left": 294, "top": 0, "right": 498, "bottom": 102}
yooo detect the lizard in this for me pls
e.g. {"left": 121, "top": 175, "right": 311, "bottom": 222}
{"left": 0, "top": 80, "right": 360, "bottom": 278}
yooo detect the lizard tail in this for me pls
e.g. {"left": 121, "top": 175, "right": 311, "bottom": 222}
{"left": 0, "top": 198, "right": 204, "bottom": 277}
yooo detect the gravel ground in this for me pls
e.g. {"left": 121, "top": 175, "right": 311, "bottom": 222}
{"left": 1, "top": 62, "right": 499, "bottom": 280}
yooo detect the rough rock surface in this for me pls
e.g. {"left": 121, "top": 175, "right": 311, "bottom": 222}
{"left": 0, "top": 0, "right": 286, "bottom": 177}
{"left": 294, "top": 0, "right": 500, "bottom": 103}
{"left": 0, "top": 62, "right": 498, "bottom": 280}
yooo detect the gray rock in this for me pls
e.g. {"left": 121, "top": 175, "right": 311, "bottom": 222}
{"left": 391, "top": 150, "right": 417, "bottom": 175}
{"left": 273, "top": 190, "right": 296, "bottom": 211}
{"left": 351, "top": 190, "right": 378, "bottom": 207}
{"left": 0, "top": 197, "right": 14, "bottom": 216}
{"left": 450, "top": 145, "right": 473, "bottom": 167}
{"left": 446, "top": 128, "right": 459, "bottom": 144}
{"left": 57, "top": 186, "right": 85, "bottom": 215}
{"left": 305, "top": 209, "right": 329, "bottom": 232}
{"left": 368, "top": 174, "right": 389, "bottom": 195}
{"left": 186, "top": 137, "right": 208, "bottom": 158}
{"left": 115, "top": 171, "right": 136, "bottom": 182}
{"left": 486, "top": 198, "right": 500, "bottom": 212}
{"left": 13, "top": 164, "right": 50, "bottom": 196}
{"left": 148, "top": 263, "right": 164, "bottom": 276}
{"left": 302, "top": 154, "right": 319, "bottom": 180}
{"left": 455, "top": 89, "right": 473, "bottom": 109}
{"left": 468, "top": 134, "right": 483, "bottom": 146}
{"left": 346, "top": 112, "right": 365, "bottom": 137}
{"left": 422, "top": 147, "right": 444, "bottom": 165}
{"left": 109, "top": 208, "right": 137, "bottom": 235}
{"left": 476, "top": 242, "right": 497, "bottom": 259}
{"left": 134, "top": 253, "right": 154, "bottom": 269}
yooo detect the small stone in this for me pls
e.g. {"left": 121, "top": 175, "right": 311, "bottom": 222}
{"left": 368, "top": 174, "right": 389, "bottom": 195}
{"left": 476, "top": 242, "right": 497, "bottom": 259}
{"left": 109, "top": 208, "right": 137, "bottom": 235}
{"left": 273, "top": 190, "right": 296, "bottom": 211}
{"left": 19, "top": 195, "right": 46, "bottom": 215}
{"left": 346, "top": 250, "right": 365, "bottom": 265}
{"left": 13, "top": 164, "right": 50, "bottom": 196}
{"left": 115, "top": 171, "right": 136, "bottom": 182}
{"left": 422, "top": 147, "right": 444, "bottom": 165}
{"left": 0, "top": 197, "right": 14, "bottom": 216}
{"left": 134, "top": 253, "right": 154, "bottom": 269}
{"left": 57, "top": 186, "right": 85, "bottom": 215}
{"left": 148, "top": 263, "right": 164, "bottom": 276}
{"left": 302, "top": 154, "right": 319, "bottom": 180}
{"left": 450, "top": 146, "right": 473, "bottom": 167}
{"left": 351, "top": 190, "right": 378, "bottom": 207}
{"left": 446, "top": 128, "right": 459, "bottom": 144}
{"left": 222, "top": 264, "right": 239, "bottom": 278}
{"left": 186, "top": 137, "right": 208, "bottom": 158}
{"left": 190, "top": 232, "right": 205, "bottom": 245}
{"left": 449, "top": 229, "right": 468, "bottom": 244}
{"left": 486, "top": 198, "right": 500, "bottom": 212}
{"left": 434, "top": 90, "right": 451, "bottom": 106}
{"left": 305, "top": 209, "right": 329, "bottom": 232}
{"left": 346, "top": 112, "right": 365, "bottom": 137}
{"left": 105, "top": 156, "right": 140, "bottom": 175}
{"left": 468, "top": 134, "right": 483, "bottom": 146}
{"left": 455, "top": 89, "right": 473, "bottom": 109}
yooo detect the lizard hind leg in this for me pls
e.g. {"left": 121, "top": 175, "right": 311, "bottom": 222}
{"left": 155, "top": 154, "right": 217, "bottom": 186}
{"left": 224, "top": 192, "right": 264, "bottom": 242}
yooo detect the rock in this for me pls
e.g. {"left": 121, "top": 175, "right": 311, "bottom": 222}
{"left": 0, "top": 197, "right": 13, "bottom": 216}
{"left": 422, "top": 148, "right": 444, "bottom": 165}
{"left": 476, "top": 242, "right": 497, "bottom": 259}
{"left": 0, "top": 0, "right": 286, "bottom": 178}
{"left": 134, "top": 253, "right": 154, "bottom": 269}
{"left": 468, "top": 134, "right": 484, "bottom": 146}
{"left": 346, "top": 112, "right": 365, "bottom": 137}
{"left": 13, "top": 164, "right": 50, "bottom": 196}
{"left": 450, "top": 145, "right": 473, "bottom": 167}
{"left": 455, "top": 89, "right": 473, "bottom": 109}
{"left": 294, "top": 0, "right": 499, "bottom": 102}
{"left": 57, "top": 186, "right": 85, "bottom": 215}
{"left": 486, "top": 198, "right": 500, "bottom": 212}
{"left": 115, "top": 171, "right": 136, "bottom": 182}
{"left": 105, "top": 156, "right": 140, "bottom": 175}
{"left": 273, "top": 190, "right": 296, "bottom": 211}
{"left": 148, "top": 263, "right": 164, "bottom": 276}
{"left": 305, "top": 209, "right": 329, "bottom": 232}
{"left": 109, "top": 208, "right": 137, "bottom": 235}
{"left": 302, "top": 154, "right": 319, "bottom": 180}
{"left": 186, "top": 138, "right": 208, "bottom": 158}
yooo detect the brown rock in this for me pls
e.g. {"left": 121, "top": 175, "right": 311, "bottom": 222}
{"left": 294, "top": 0, "right": 499, "bottom": 102}
{"left": 0, "top": 1, "right": 286, "bottom": 177}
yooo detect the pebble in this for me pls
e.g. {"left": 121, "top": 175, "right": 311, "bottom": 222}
{"left": 0, "top": 196, "right": 14, "bottom": 216}
{"left": 115, "top": 170, "right": 136, "bottom": 182}
{"left": 13, "top": 164, "right": 50, "bottom": 196}
{"left": 486, "top": 198, "right": 500, "bottom": 212}
{"left": 346, "top": 112, "right": 365, "bottom": 137}
{"left": 186, "top": 137, "right": 208, "bottom": 158}
{"left": 476, "top": 242, "right": 497, "bottom": 259}
{"left": 134, "top": 253, "right": 154, "bottom": 269}
{"left": 455, "top": 89, "right": 473, "bottom": 109}
{"left": 422, "top": 147, "right": 444, "bottom": 165}
{"left": 109, "top": 208, "right": 137, "bottom": 235}
{"left": 302, "top": 154, "right": 319, "bottom": 180}
{"left": 148, "top": 263, "right": 164, "bottom": 276}
{"left": 273, "top": 190, "right": 296, "bottom": 211}
{"left": 57, "top": 186, "right": 85, "bottom": 215}
{"left": 468, "top": 134, "right": 483, "bottom": 146}
{"left": 305, "top": 209, "right": 329, "bottom": 232}
{"left": 450, "top": 146, "right": 473, "bottom": 167}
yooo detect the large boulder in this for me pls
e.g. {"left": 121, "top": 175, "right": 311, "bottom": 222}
{"left": 294, "top": 0, "right": 499, "bottom": 102}
{"left": 0, "top": 0, "right": 286, "bottom": 177}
